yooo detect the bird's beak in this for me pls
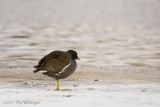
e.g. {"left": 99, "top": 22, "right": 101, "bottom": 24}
{"left": 77, "top": 56, "right": 80, "bottom": 61}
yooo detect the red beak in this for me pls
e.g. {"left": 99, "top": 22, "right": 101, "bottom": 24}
{"left": 77, "top": 56, "right": 80, "bottom": 61}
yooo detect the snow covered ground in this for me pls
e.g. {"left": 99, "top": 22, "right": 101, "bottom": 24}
{"left": 0, "top": 81, "right": 160, "bottom": 107}
{"left": 0, "top": 64, "right": 160, "bottom": 107}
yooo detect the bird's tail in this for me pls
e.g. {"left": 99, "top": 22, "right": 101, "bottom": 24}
{"left": 33, "top": 69, "right": 40, "bottom": 73}
{"left": 43, "top": 72, "right": 47, "bottom": 75}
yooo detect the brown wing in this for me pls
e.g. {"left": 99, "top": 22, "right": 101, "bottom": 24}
{"left": 35, "top": 51, "right": 71, "bottom": 73}
{"left": 34, "top": 55, "right": 47, "bottom": 68}
{"left": 34, "top": 51, "right": 59, "bottom": 69}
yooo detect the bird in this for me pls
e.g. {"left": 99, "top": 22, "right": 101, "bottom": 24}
{"left": 33, "top": 50, "right": 80, "bottom": 91}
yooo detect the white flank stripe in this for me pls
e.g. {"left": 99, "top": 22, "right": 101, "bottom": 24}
{"left": 55, "top": 61, "right": 71, "bottom": 76}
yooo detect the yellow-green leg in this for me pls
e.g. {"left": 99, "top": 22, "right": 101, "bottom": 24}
{"left": 55, "top": 79, "right": 70, "bottom": 91}
{"left": 56, "top": 79, "right": 60, "bottom": 90}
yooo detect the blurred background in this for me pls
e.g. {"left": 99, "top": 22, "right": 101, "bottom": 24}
{"left": 0, "top": 0, "right": 160, "bottom": 69}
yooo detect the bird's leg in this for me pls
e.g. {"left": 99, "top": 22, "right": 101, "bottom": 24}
{"left": 54, "top": 79, "right": 70, "bottom": 91}
{"left": 56, "top": 79, "right": 60, "bottom": 90}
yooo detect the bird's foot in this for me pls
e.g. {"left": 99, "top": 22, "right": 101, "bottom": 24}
{"left": 54, "top": 89, "right": 71, "bottom": 91}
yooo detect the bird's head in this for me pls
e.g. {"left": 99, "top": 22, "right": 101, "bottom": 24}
{"left": 67, "top": 50, "right": 80, "bottom": 60}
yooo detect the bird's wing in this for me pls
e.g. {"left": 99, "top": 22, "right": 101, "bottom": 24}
{"left": 35, "top": 51, "right": 71, "bottom": 72}
{"left": 34, "top": 51, "right": 59, "bottom": 69}
{"left": 34, "top": 55, "right": 47, "bottom": 68}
